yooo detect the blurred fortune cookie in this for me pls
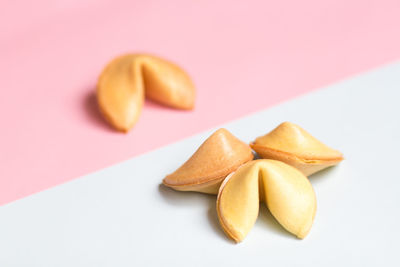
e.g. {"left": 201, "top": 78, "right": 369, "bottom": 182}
{"left": 97, "top": 54, "right": 196, "bottom": 132}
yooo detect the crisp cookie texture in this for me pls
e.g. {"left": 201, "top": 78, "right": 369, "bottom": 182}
{"left": 217, "top": 160, "right": 317, "bottom": 242}
{"left": 97, "top": 54, "right": 195, "bottom": 132}
{"left": 251, "top": 122, "right": 343, "bottom": 176}
{"left": 163, "top": 129, "right": 254, "bottom": 194}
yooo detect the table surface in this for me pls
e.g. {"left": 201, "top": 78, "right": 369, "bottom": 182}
{"left": 1, "top": 62, "right": 399, "bottom": 266}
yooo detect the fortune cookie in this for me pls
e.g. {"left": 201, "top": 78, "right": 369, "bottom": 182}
{"left": 97, "top": 54, "right": 195, "bottom": 132}
{"left": 251, "top": 122, "right": 343, "bottom": 176}
{"left": 163, "top": 129, "right": 253, "bottom": 194}
{"left": 217, "top": 159, "right": 317, "bottom": 242}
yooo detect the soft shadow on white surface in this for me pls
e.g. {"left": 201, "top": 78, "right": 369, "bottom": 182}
{"left": 158, "top": 183, "right": 203, "bottom": 205}
{"left": 206, "top": 201, "right": 232, "bottom": 242}
{"left": 158, "top": 184, "right": 301, "bottom": 242}
{"left": 158, "top": 184, "right": 230, "bottom": 242}
{"left": 308, "top": 164, "right": 342, "bottom": 185}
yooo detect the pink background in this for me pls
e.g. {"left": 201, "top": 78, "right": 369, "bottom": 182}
{"left": 1, "top": 0, "right": 399, "bottom": 205}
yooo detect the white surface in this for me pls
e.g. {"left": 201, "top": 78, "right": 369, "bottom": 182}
{"left": 1, "top": 62, "right": 400, "bottom": 266}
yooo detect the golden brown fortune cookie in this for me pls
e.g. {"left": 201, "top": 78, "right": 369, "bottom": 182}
{"left": 217, "top": 159, "right": 317, "bottom": 242}
{"left": 97, "top": 54, "right": 195, "bottom": 132}
{"left": 250, "top": 122, "right": 343, "bottom": 176}
{"left": 163, "top": 129, "right": 254, "bottom": 194}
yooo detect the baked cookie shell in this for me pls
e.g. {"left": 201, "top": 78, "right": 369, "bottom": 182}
{"left": 97, "top": 54, "right": 196, "bottom": 132}
{"left": 217, "top": 160, "right": 317, "bottom": 242}
{"left": 251, "top": 122, "right": 343, "bottom": 176}
{"left": 163, "top": 128, "right": 254, "bottom": 194}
